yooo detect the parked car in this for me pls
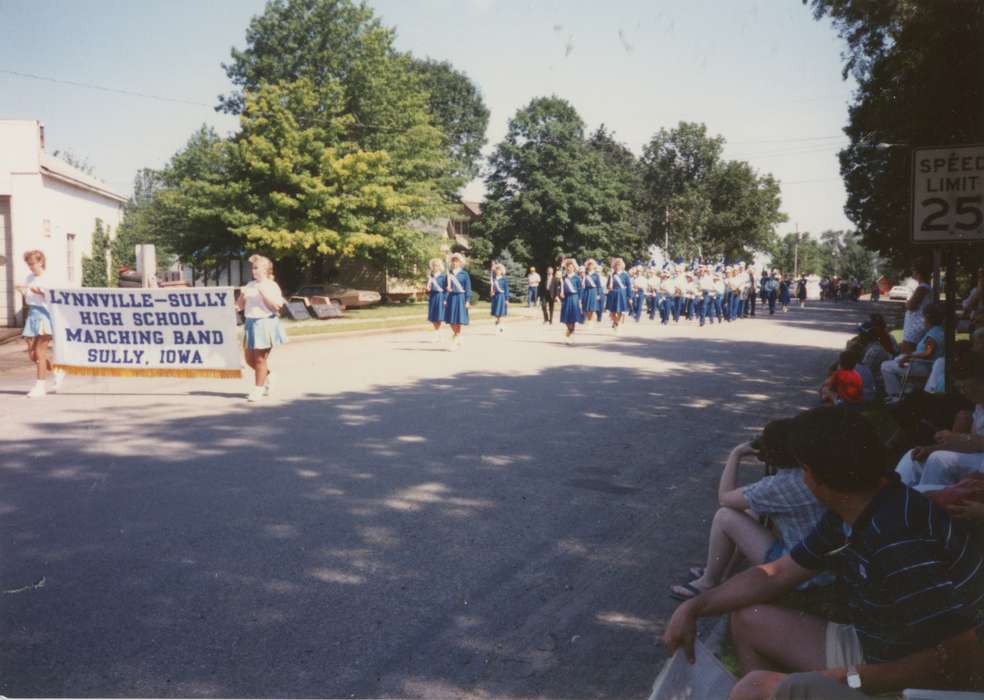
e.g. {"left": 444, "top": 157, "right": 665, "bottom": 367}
{"left": 291, "top": 283, "right": 382, "bottom": 308}
{"left": 888, "top": 284, "right": 913, "bottom": 300}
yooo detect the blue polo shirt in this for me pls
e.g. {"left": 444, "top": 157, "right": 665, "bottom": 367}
{"left": 791, "top": 477, "right": 984, "bottom": 663}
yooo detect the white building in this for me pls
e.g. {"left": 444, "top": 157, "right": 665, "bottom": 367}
{"left": 0, "top": 120, "right": 126, "bottom": 327}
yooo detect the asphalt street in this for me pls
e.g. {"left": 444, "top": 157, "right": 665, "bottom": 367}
{"left": 0, "top": 300, "right": 875, "bottom": 698}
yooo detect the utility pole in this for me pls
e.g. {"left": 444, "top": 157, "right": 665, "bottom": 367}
{"left": 793, "top": 223, "right": 799, "bottom": 278}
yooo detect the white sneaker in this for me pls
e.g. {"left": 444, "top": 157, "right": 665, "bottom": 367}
{"left": 50, "top": 368, "right": 66, "bottom": 393}
{"left": 27, "top": 383, "right": 46, "bottom": 398}
{"left": 497, "top": 325, "right": 504, "bottom": 334}
{"left": 263, "top": 373, "right": 272, "bottom": 396}
{"left": 246, "top": 387, "right": 265, "bottom": 402}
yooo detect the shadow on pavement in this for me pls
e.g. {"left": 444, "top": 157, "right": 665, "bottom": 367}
{"left": 1, "top": 335, "right": 842, "bottom": 699}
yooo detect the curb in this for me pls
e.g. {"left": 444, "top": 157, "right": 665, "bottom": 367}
{"left": 284, "top": 313, "right": 534, "bottom": 344}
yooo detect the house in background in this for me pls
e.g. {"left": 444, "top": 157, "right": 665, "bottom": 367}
{"left": 0, "top": 120, "right": 126, "bottom": 327}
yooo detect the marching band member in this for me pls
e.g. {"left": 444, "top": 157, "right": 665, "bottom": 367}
{"left": 671, "top": 263, "right": 687, "bottom": 323}
{"left": 595, "top": 265, "right": 607, "bottom": 325}
{"left": 16, "top": 250, "right": 64, "bottom": 398}
{"left": 605, "top": 258, "right": 631, "bottom": 332}
{"left": 685, "top": 270, "right": 701, "bottom": 322}
{"left": 729, "top": 265, "right": 745, "bottom": 321}
{"left": 699, "top": 265, "right": 716, "bottom": 327}
{"left": 631, "top": 266, "right": 646, "bottom": 322}
{"left": 582, "top": 259, "right": 602, "bottom": 325}
{"left": 237, "top": 254, "right": 288, "bottom": 403}
{"left": 444, "top": 252, "right": 472, "bottom": 350}
{"left": 559, "top": 258, "right": 584, "bottom": 344}
{"left": 778, "top": 272, "right": 792, "bottom": 312}
{"left": 426, "top": 258, "right": 447, "bottom": 341}
{"left": 711, "top": 266, "right": 726, "bottom": 323}
{"left": 645, "top": 267, "right": 660, "bottom": 321}
{"left": 658, "top": 268, "right": 673, "bottom": 325}
{"left": 490, "top": 263, "right": 509, "bottom": 333}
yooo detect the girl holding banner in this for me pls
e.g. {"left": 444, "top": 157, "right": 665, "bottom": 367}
{"left": 489, "top": 262, "right": 508, "bottom": 334}
{"left": 236, "top": 254, "right": 287, "bottom": 402}
{"left": 426, "top": 258, "right": 448, "bottom": 341}
{"left": 16, "top": 250, "right": 65, "bottom": 397}
{"left": 444, "top": 253, "right": 472, "bottom": 351}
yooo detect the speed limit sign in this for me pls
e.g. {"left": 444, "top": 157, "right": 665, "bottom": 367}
{"left": 912, "top": 144, "right": 984, "bottom": 243}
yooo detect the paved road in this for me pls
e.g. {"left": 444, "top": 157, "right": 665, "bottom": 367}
{"left": 0, "top": 301, "right": 873, "bottom": 698}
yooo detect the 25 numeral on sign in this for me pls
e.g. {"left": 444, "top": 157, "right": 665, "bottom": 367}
{"left": 919, "top": 195, "right": 984, "bottom": 232}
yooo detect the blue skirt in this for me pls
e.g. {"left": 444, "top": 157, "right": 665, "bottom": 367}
{"left": 244, "top": 315, "right": 288, "bottom": 350}
{"left": 606, "top": 288, "right": 629, "bottom": 313}
{"left": 490, "top": 292, "right": 507, "bottom": 317}
{"left": 583, "top": 287, "right": 601, "bottom": 312}
{"left": 22, "top": 305, "right": 53, "bottom": 337}
{"left": 779, "top": 288, "right": 791, "bottom": 304}
{"left": 427, "top": 291, "right": 446, "bottom": 323}
{"left": 444, "top": 293, "right": 469, "bottom": 325}
{"left": 560, "top": 294, "right": 584, "bottom": 324}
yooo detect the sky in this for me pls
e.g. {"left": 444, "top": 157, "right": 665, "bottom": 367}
{"left": 0, "top": 0, "right": 857, "bottom": 237}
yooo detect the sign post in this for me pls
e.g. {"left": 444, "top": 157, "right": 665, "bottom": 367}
{"left": 911, "top": 144, "right": 984, "bottom": 393}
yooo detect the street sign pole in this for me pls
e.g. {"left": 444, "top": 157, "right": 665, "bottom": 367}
{"left": 911, "top": 144, "right": 984, "bottom": 393}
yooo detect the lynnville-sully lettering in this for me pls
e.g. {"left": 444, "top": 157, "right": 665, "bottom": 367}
{"left": 167, "top": 292, "right": 228, "bottom": 308}
{"left": 50, "top": 291, "right": 155, "bottom": 308}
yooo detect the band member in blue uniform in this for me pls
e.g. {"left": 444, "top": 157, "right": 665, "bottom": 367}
{"left": 778, "top": 271, "right": 791, "bottom": 312}
{"left": 582, "top": 259, "right": 602, "bottom": 325}
{"left": 698, "top": 265, "right": 716, "bottom": 326}
{"left": 658, "top": 269, "right": 672, "bottom": 324}
{"left": 671, "top": 263, "right": 687, "bottom": 323}
{"left": 645, "top": 267, "right": 659, "bottom": 321}
{"left": 595, "top": 265, "right": 606, "bottom": 324}
{"left": 444, "top": 253, "right": 472, "bottom": 350}
{"left": 559, "top": 258, "right": 584, "bottom": 344}
{"left": 426, "top": 258, "right": 448, "bottom": 342}
{"left": 605, "top": 258, "right": 631, "bottom": 332}
{"left": 490, "top": 262, "right": 509, "bottom": 333}
{"left": 764, "top": 270, "right": 779, "bottom": 315}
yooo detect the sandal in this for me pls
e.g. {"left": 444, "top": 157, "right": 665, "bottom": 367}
{"left": 689, "top": 566, "right": 705, "bottom": 580}
{"left": 669, "top": 581, "right": 709, "bottom": 601}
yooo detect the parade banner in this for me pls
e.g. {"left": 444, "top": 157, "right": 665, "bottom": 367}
{"left": 48, "top": 287, "right": 242, "bottom": 379}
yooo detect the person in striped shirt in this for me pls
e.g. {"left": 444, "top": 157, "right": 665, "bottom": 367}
{"left": 663, "top": 406, "right": 984, "bottom": 700}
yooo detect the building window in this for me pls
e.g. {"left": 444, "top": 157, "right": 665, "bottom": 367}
{"left": 66, "top": 233, "right": 76, "bottom": 283}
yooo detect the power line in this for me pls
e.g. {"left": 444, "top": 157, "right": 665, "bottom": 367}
{"left": 0, "top": 69, "right": 213, "bottom": 108}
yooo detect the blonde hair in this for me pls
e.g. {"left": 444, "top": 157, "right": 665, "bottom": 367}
{"left": 248, "top": 254, "right": 274, "bottom": 279}
{"left": 562, "top": 258, "right": 578, "bottom": 271}
{"left": 585, "top": 258, "right": 597, "bottom": 270}
{"left": 493, "top": 263, "right": 506, "bottom": 275}
{"left": 24, "top": 250, "right": 46, "bottom": 268}
{"left": 613, "top": 258, "right": 625, "bottom": 270}
{"left": 429, "top": 258, "right": 445, "bottom": 272}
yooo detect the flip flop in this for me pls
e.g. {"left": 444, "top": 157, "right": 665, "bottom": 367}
{"left": 689, "top": 566, "right": 705, "bottom": 579}
{"left": 669, "top": 581, "right": 708, "bottom": 601}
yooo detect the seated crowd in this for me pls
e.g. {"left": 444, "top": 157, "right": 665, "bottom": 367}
{"left": 662, "top": 270, "right": 984, "bottom": 699}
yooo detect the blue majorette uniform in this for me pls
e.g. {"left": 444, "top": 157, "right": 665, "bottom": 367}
{"left": 490, "top": 275, "right": 508, "bottom": 318}
{"left": 427, "top": 272, "right": 447, "bottom": 323}
{"left": 779, "top": 278, "right": 791, "bottom": 306}
{"left": 560, "top": 274, "right": 584, "bottom": 324}
{"left": 444, "top": 268, "right": 472, "bottom": 325}
{"left": 582, "top": 271, "right": 602, "bottom": 315}
{"left": 605, "top": 271, "right": 630, "bottom": 312}
{"left": 595, "top": 274, "right": 605, "bottom": 322}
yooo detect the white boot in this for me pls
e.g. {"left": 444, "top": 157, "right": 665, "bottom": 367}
{"left": 27, "top": 380, "right": 46, "bottom": 398}
{"left": 50, "top": 368, "right": 66, "bottom": 393}
{"left": 246, "top": 386, "right": 265, "bottom": 403}
{"left": 263, "top": 372, "right": 273, "bottom": 396}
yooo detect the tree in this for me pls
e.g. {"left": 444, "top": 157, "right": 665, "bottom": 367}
{"left": 218, "top": 0, "right": 482, "bottom": 199}
{"left": 476, "top": 98, "right": 645, "bottom": 271}
{"left": 81, "top": 219, "right": 111, "bottom": 287}
{"left": 806, "top": 1, "right": 984, "bottom": 269}
{"left": 640, "top": 122, "right": 785, "bottom": 261}
{"left": 412, "top": 58, "right": 490, "bottom": 189}
{"left": 52, "top": 149, "right": 95, "bottom": 175}
{"left": 769, "top": 231, "right": 825, "bottom": 276}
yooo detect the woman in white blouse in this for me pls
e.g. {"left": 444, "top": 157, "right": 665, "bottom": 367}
{"left": 235, "top": 254, "right": 287, "bottom": 402}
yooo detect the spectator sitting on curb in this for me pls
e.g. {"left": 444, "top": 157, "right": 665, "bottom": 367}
{"left": 881, "top": 303, "right": 945, "bottom": 398}
{"left": 668, "top": 419, "right": 830, "bottom": 601}
{"left": 896, "top": 353, "right": 984, "bottom": 492}
{"left": 820, "top": 351, "right": 865, "bottom": 405}
{"left": 662, "top": 406, "right": 984, "bottom": 700}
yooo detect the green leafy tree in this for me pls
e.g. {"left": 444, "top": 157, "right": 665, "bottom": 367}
{"left": 412, "top": 58, "right": 490, "bottom": 189}
{"left": 476, "top": 98, "right": 644, "bottom": 271}
{"left": 81, "top": 219, "right": 111, "bottom": 287}
{"left": 806, "top": 1, "right": 984, "bottom": 268}
{"left": 768, "top": 231, "right": 826, "bottom": 276}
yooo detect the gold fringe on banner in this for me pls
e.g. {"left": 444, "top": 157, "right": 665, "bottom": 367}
{"left": 52, "top": 364, "right": 242, "bottom": 379}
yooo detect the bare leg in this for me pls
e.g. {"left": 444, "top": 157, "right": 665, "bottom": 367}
{"left": 244, "top": 348, "right": 257, "bottom": 371}
{"left": 431, "top": 322, "right": 442, "bottom": 331}
{"left": 34, "top": 336, "right": 51, "bottom": 380}
{"left": 728, "top": 671, "right": 788, "bottom": 700}
{"left": 692, "top": 508, "right": 775, "bottom": 589}
{"left": 731, "top": 605, "right": 827, "bottom": 674}
{"left": 253, "top": 349, "right": 270, "bottom": 387}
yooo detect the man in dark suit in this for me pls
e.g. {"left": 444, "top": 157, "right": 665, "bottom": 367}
{"left": 539, "top": 266, "right": 561, "bottom": 324}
